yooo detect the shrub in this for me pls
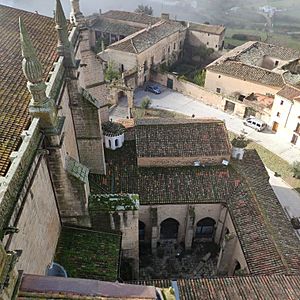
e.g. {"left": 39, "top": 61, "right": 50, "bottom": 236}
{"left": 293, "top": 161, "right": 300, "bottom": 179}
{"left": 231, "top": 134, "right": 249, "bottom": 148}
{"left": 141, "top": 96, "right": 151, "bottom": 109}
{"left": 104, "top": 61, "right": 121, "bottom": 83}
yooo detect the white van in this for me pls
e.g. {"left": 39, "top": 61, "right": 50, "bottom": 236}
{"left": 243, "top": 117, "right": 266, "bottom": 132}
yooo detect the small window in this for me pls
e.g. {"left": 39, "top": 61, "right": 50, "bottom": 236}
{"left": 218, "top": 75, "right": 221, "bottom": 78}
{"left": 280, "top": 100, "right": 284, "bottom": 105}
{"left": 168, "top": 46, "right": 170, "bottom": 53}
{"left": 215, "top": 45, "right": 218, "bottom": 48}
{"left": 109, "top": 139, "right": 112, "bottom": 148}
{"left": 115, "top": 139, "right": 119, "bottom": 147}
{"left": 275, "top": 60, "right": 279, "bottom": 67}
{"left": 208, "top": 33, "right": 210, "bottom": 36}
{"left": 174, "top": 43, "right": 176, "bottom": 50}
{"left": 277, "top": 112, "right": 281, "bottom": 117}
{"left": 207, "top": 42, "right": 209, "bottom": 46}
{"left": 216, "top": 88, "right": 221, "bottom": 93}
{"left": 295, "top": 123, "right": 300, "bottom": 134}
{"left": 180, "top": 41, "right": 182, "bottom": 49}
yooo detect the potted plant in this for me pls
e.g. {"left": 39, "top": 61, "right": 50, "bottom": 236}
{"left": 231, "top": 134, "right": 249, "bottom": 160}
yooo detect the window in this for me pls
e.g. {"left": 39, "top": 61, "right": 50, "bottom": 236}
{"left": 207, "top": 42, "right": 209, "bottom": 46}
{"left": 115, "top": 139, "right": 119, "bottom": 147}
{"left": 180, "top": 41, "right": 182, "bottom": 49}
{"left": 216, "top": 88, "right": 221, "bottom": 93}
{"left": 295, "top": 123, "right": 300, "bottom": 134}
{"left": 208, "top": 33, "right": 210, "bottom": 36}
{"left": 277, "top": 112, "right": 281, "bottom": 117}
{"left": 280, "top": 100, "right": 284, "bottom": 105}
{"left": 195, "top": 218, "right": 216, "bottom": 239}
{"left": 174, "top": 43, "right": 176, "bottom": 50}
{"left": 215, "top": 45, "right": 218, "bottom": 48}
{"left": 144, "top": 61, "right": 148, "bottom": 71}
{"left": 168, "top": 46, "right": 170, "bottom": 53}
{"left": 275, "top": 60, "right": 279, "bottom": 67}
{"left": 218, "top": 75, "right": 221, "bottom": 78}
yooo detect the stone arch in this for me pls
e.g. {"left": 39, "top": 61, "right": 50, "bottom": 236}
{"left": 160, "top": 218, "right": 179, "bottom": 240}
{"left": 139, "top": 220, "right": 146, "bottom": 241}
{"left": 195, "top": 217, "right": 216, "bottom": 239}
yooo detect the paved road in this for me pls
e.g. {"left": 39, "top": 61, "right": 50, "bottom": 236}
{"left": 134, "top": 86, "right": 300, "bottom": 165}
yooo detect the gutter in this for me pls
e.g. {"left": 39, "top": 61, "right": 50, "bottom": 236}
{"left": 171, "top": 280, "right": 180, "bottom": 300}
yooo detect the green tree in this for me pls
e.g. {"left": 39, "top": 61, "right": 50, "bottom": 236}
{"left": 135, "top": 4, "right": 153, "bottom": 16}
{"left": 104, "top": 61, "right": 121, "bottom": 83}
{"left": 193, "top": 70, "right": 206, "bottom": 86}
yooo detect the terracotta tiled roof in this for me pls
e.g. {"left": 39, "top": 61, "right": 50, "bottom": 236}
{"left": 92, "top": 141, "right": 300, "bottom": 275}
{"left": 92, "top": 17, "right": 141, "bottom": 37}
{"left": 178, "top": 275, "right": 300, "bottom": 299}
{"left": 277, "top": 85, "right": 300, "bottom": 101}
{"left": 207, "top": 60, "right": 286, "bottom": 87}
{"left": 188, "top": 22, "right": 225, "bottom": 35}
{"left": 132, "top": 275, "right": 300, "bottom": 299}
{"left": 108, "top": 21, "right": 185, "bottom": 54}
{"left": 0, "top": 5, "right": 58, "bottom": 176}
{"left": 232, "top": 150, "right": 300, "bottom": 275}
{"left": 55, "top": 226, "right": 121, "bottom": 282}
{"left": 102, "top": 10, "right": 159, "bottom": 25}
{"left": 135, "top": 118, "right": 231, "bottom": 158}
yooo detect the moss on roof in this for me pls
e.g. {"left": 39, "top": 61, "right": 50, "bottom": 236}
{"left": 55, "top": 226, "right": 121, "bottom": 282}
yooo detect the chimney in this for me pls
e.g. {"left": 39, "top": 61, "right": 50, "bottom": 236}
{"left": 161, "top": 13, "right": 170, "bottom": 20}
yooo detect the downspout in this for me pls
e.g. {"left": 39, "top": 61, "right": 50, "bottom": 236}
{"left": 284, "top": 100, "right": 294, "bottom": 128}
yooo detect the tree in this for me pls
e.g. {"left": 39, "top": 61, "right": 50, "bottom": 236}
{"left": 135, "top": 4, "right": 153, "bottom": 16}
{"left": 104, "top": 61, "right": 121, "bottom": 83}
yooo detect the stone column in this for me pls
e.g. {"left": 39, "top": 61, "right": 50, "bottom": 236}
{"left": 217, "top": 233, "right": 237, "bottom": 276}
{"left": 150, "top": 207, "right": 158, "bottom": 254}
{"left": 185, "top": 205, "right": 195, "bottom": 250}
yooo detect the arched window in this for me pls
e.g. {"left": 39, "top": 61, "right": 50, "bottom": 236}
{"left": 195, "top": 217, "right": 216, "bottom": 239}
{"left": 108, "top": 139, "right": 112, "bottom": 148}
{"left": 139, "top": 221, "right": 146, "bottom": 241}
{"left": 160, "top": 218, "right": 179, "bottom": 240}
{"left": 115, "top": 139, "right": 119, "bottom": 147}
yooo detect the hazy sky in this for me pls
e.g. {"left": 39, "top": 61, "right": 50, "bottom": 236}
{"left": 0, "top": 0, "right": 201, "bottom": 21}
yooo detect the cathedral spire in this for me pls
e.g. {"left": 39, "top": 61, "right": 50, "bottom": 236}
{"left": 55, "top": 0, "right": 76, "bottom": 67}
{"left": 19, "top": 18, "right": 58, "bottom": 129}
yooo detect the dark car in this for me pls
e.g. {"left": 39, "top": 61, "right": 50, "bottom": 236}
{"left": 145, "top": 84, "right": 161, "bottom": 94}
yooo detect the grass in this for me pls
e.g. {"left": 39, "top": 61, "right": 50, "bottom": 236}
{"left": 228, "top": 132, "right": 300, "bottom": 193}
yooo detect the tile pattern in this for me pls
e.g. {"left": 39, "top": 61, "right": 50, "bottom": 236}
{"left": 55, "top": 226, "right": 121, "bottom": 282}
{"left": 93, "top": 17, "right": 141, "bottom": 37}
{"left": 109, "top": 21, "right": 185, "bottom": 54}
{"left": 91, "top": 141, "right": 300, "bottom": 275}
{"left": 102, "top": 10, "right": 159, "bottom": 25}
{"left": 188, "top": 22, "right": 225, "bottom": 35}
{"left": 277, "top": 84, "right": 300, "bottom": 101}
{"left": 135, "top": 119, "right": 231, "bottom": 158}
{"left": 177, "top": 275, "right": 300, "bottom": 299}
{"left": 0, "top": 5, "right": 58, "bottom": 176}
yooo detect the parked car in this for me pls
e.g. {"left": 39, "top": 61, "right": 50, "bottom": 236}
{"left": 145, "top": 84, "right": 161, "bottom": 94}
{"left": 243, "top": 117, "right": 266, "bottom": 132}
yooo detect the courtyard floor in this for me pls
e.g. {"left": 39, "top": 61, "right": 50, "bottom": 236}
{"left": 139, "top": 241, "right": 219, "bottom": 280}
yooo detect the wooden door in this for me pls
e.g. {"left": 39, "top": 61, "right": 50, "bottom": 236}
{"left": 272, "top": 121, "right": 279, "bottom": 132}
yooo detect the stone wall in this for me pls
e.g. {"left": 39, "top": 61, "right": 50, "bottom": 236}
{"left": 187, "top": 30, "right": 224, "bottom": 50}
{"left": 205, "top": 70, "right": 280, "bottom": 97}
{"left": 151, "top": 72, "right": 225, "bottom": 109}
{"left": 7, "top": 157, "right": 61, "bottom": 275}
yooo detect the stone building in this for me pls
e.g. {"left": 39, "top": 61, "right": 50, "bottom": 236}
{"left": 205, "top": 41, "right": 300, "bottom": 98}
{"left": 1, "top": 1, "right": 300, "bottom": 299}
{"left": 92, "top": 118, "right": 300, "bottom": 279}
{"left": 270, "top": 85, "right": 300, "bottom": 147}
